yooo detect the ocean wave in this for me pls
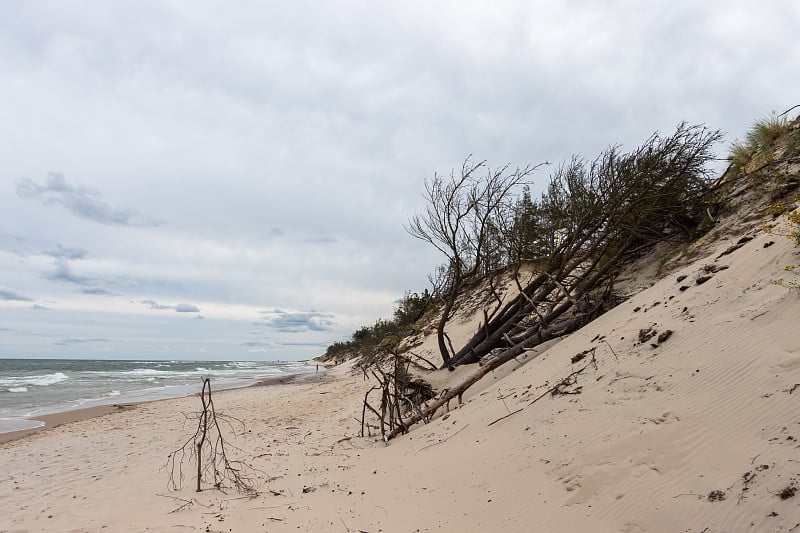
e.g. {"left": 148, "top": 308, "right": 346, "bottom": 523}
{"left": 8, "top": 387, "right": 28, "bottom": 393}
{"left": 83, "top": 368, "right": 261, "bottom": 380}
{"left": 227, "top": 361, "right": 259, "bottom": 368}
{"left": 0, "top": 372, "right": 70, "bottom": 388}
{"left": 84, "top": 368, "right": 175, "bottom": 378}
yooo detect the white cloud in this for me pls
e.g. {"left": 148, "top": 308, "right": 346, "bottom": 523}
{"left": 0, "top": 0, "right": 798, "bottom": 359}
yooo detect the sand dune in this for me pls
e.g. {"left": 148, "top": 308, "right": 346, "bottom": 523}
{"left": 2, "top": 222, "right": 800, "bottom": 532}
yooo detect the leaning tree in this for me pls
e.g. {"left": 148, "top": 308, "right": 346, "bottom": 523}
{"left": 386, "top": 123, "right": 722, "bottom": 439}
{"left": 406, "top": 159, "right": 542, "bottom": 368}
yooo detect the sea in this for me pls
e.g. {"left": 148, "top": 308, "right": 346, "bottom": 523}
{"left": 0, "top": 358, "right": 314, "bottom": 434}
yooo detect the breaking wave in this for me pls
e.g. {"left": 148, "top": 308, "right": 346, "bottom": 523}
{"left": 0, "top": 372, "right": 69, "bottom": 389}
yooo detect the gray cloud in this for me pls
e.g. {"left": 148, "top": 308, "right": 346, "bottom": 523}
{"left": 242, "top": 341, "right": 269, "bottom": 347}
{"left": 55, "top": 337, "right": 110, "bottom": 345}
{"left": 43, "top": 260, "right": 94, "bottom": 286}
{"left": 194, "top": 315, "right": 206, "bottom": 320}
{"left": 45, "top": 243, "right": 88, "bottom": 260}
{"left": 78, "top": 287, "right": 116, "bottom": 296}
{"left": 30, "top": 304, "right": 50, "bottom": 310}
{"left": 257, "top": 309, "right": 335, "bottom": 332}
{"left": 41, "top": 258, "right": 119, "bottom": 297}
{"left": 0, "top": 288, "right": 33, "bottom": 301}
{"left": 142, "top": 300, "right": 200, "bottom": 313}
{"left": 142, "top": 299, "right": 173, "bottom": 310}
{"left": 0, "top": 2, "right": 797, "bottom": 360}
{"left": 16, "top": 173, "right": 158, "bottom": 227}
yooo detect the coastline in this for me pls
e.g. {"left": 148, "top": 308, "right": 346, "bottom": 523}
{"left": 0, "top": 366, "right": 326, "bottom": 445}
{"left": 3, "top": 231, "right": 800, "bottom": 531}
{"left": 1, "top": 359, "right": 368, "bottom": 532}
{"left": 0, "top": 404, "right": 125, "bottom": 445}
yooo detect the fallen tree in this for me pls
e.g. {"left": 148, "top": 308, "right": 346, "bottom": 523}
{"left": 449, "top": 123, "right": 722, "bottom": 367}
{"left": 406, "top": 159, "right": 543, "bottom": 368}
{"left": 379, "top": 123, "right": 722, "bottom": 439}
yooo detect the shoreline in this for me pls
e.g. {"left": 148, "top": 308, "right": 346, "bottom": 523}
{"left": 3, "top": 230, "right": 800, "bottom": 530}
{"left": 0, "top": 366, "right": 327, "bottom": 445}
{"left": 0, "top": 360, "right": 369, "bottom": 532}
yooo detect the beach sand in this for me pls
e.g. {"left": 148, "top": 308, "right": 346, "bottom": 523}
{"left": 3, "top": 226, "right": 800, "bottom": 532}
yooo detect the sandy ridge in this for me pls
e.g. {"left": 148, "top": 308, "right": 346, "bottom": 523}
{"left": 2, "top": 226, "right": 800, "bottom": 532}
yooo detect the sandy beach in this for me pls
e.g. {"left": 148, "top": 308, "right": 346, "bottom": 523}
{"left": 3, "top": 226, "right": 800, "bottom": 532}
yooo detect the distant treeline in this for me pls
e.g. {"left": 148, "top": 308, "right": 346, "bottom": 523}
{"left": 322, "top": 112, "right": 800, "bottom": 367}
{"left": 319, "top": 290, "right": 431, "bottom": 362}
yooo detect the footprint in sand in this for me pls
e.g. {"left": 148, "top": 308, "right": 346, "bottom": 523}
{"left": 647, "top": 411, "right": 679, "bottom": 425}
{"left": 560, "top": 473, "right": 582, "bottom": 492}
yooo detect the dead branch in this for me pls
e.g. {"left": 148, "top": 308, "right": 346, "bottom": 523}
{"left": 166, "top": 378, "right": 261, "bottom": 495}
{"left": 361, "top": 355, "right": 436, "bottom": 441}
{"left": 403, "top": 350, "right": 438, "bottom": 371}
{"left": 384, "top": 124, "right": 721, "bottom": 439}
{"left": 156, "top": 493, "right": 203, "bottom": 514}
{"left": 529, "top": 349, "right": 597, "bottom": 406}
{"left": 361, "top": 386, "right": 380, "bottom": 437}
{"left": 487, "top": 408, "right": 524, "bottom": 427}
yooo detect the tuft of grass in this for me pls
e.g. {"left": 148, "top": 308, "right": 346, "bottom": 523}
{"left": 773, "top": 264, "right": 799, "bottom": 291}
{"left": 729, "top": 114, "right": 792, "bottom": 173}
{"left": 771, "top": 207, "right": 800, "bottom": 291}
{"left": 766, "top": 201, "right": 789, "bottom": 217}
{"left": 788, "top": 210, "right": 800, "bottom": 246}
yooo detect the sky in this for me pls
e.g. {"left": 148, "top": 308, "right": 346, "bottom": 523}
{"left": 1, "top": 1, "right": 798, "bottom": 361}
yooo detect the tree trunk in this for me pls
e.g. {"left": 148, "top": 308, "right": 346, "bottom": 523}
{"left": 436, "top": 295, "right": 455, "bottom": 368}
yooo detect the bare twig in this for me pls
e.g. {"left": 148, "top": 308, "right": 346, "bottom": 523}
{"left": 778, "top": 104, "right": 800, "bottom": 118}
{"left": 529, "top": 350, "right": 597, "bottom": 406}
{"left": 166, "top": 378, "right": 261, "bottom": 495}
{"left": 602, "top": 340, "right": 619, "bottom": 362}
{"left": 488, "top": 408, "right": 524, "bottom": 427}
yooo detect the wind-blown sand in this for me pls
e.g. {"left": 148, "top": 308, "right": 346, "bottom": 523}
{"left": 2, "top": 226, "right": 800, "bottom": 532}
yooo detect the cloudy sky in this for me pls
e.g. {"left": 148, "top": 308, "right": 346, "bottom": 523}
{"left": 1, "top": 1, "right": 797, "bottom": 361}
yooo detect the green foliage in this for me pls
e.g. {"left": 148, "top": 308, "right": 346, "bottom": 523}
{"left": 729, "top": 114, "right": 792, "bottom": 173}
{"left": 507, "top": 185, "right": 555, "bottom": 261}
{"left": 769, "top": 208, "right": 800, "bottom": 291}
{"left": 789, "top": 210, "right": 800, "bottom": 246}
{"left": 393, "top": 290, "right": 431, "bottom": 326}
{"left": 764, "top": 203, "right": 800, "bottom": 246}
{"left": 773, "top": 263, "right": 800, "bottom": 291}
{"left": 542, "top": 123, "right": 723, "bottom": 257}
{"left": 321, "top": 290, "right": 431, "bottom": 363}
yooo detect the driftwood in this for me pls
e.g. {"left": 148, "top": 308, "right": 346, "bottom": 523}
{"left": 166, "top": 378, "right": 260, "bottom": 495}
{"left": 361, "top": 386, "right": 381, "bottom": 437}
{"left": 397, "top": 347, "right": 598, "bottom": 437}
{"left": 370, "top": 124, "right": 722, "bottom": 441}
{"left": 412, "top": 124, "right": 721, "bottom": 372}
{"left": 385, "top": 339, "right": 548, "bottom": 440}
{"left": 407, "top": 159, "right": 543, "bottom": 367}
{"left": 361, "top": 357, "right": 435, "bottom": 441}
{"left": 528, "top": 347, "right": 597, "bottom": 405}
